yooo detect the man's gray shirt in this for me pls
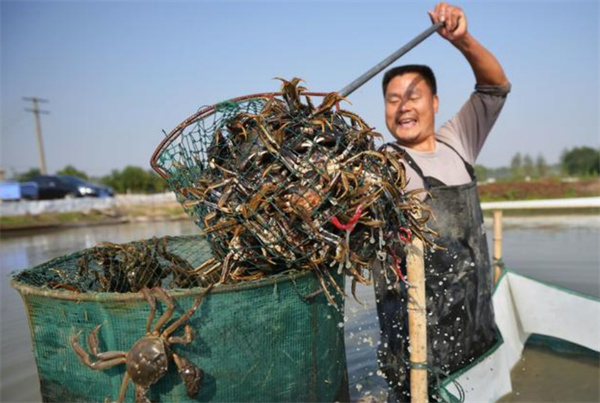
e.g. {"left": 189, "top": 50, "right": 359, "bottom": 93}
{"left": 385, "top": 83, "right": 511, "bottom": 192}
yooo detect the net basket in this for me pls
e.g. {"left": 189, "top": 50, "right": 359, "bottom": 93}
{"left": 150, "top": 81, "right": 434, "bottom": 300}
{"left": 11, "top": 235, "right": 347, "bottom": 402}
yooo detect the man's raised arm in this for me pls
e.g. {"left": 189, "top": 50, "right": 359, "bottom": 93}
{"left": 428, "top": 2, "right": 509, "bottom": 87}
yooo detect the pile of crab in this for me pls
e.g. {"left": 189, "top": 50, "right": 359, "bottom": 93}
{"left": 173, "top": 78, "right": 435, "bottom": 304}
{"left": 26, "top": 237, "right": 214, "bottom": 293}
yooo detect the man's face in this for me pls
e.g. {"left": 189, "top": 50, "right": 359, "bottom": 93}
{"left": 384, "top": 72, "right": 439, "bottom": 150}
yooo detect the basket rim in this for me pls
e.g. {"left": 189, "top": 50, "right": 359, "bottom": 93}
{"left": 11, "top": 268, "right": 314, "bottom": 302}
{"left": 149, "top": 92, "right": 331, "bottom": 179}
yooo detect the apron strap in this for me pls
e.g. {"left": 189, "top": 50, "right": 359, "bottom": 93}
{"left": 381, "top": 140, "right": 476, "bottom": 185}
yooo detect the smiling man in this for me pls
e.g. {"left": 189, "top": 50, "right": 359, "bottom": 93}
{"left": 373, "top": 3, "right": 510, "bottom": 402}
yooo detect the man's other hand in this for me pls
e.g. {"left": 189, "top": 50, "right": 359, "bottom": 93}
{"left": 428, "top": 3, "right": 468, "bottom": 43}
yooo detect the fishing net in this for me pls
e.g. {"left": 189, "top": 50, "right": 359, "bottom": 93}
{"left": 11, "top": 235, "right": 347, "bottom": 402}
{"left": 151, "top": 78, "right": 436, "bottom": 303}
{"left": 12, "top": 236, "right": 214, "bottom": 293}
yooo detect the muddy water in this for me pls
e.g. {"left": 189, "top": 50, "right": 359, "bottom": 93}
{"left": 1, "top": 216, "right": 598, "bottom": 402}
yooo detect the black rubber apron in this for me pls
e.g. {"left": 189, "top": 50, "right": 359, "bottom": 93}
{"left": 373, "top": 142, "right": 499, "bottom": 402}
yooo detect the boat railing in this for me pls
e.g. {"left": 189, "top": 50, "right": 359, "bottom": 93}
{"left": 480, "top": 196, "right": 600, "bottom": 283}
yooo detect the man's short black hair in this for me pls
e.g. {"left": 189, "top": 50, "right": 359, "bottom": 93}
{"left": 382, "top": 65, "right": 437, "bottom": 96}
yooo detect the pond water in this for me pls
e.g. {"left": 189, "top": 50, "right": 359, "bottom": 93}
{"left": 1, "top": 215, "right": 598, "bottom": 402}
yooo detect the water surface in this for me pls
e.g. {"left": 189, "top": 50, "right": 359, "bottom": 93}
{"left": 1, "top": 216, "right": 598, "bottom": 402}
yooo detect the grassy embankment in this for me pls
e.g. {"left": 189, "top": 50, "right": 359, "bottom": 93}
{"left": 1, "top": 178, "right": 598, "bottom": 232}
{"left": 0, "top": 202, "right": 187, "bottom": 232}
{"left": 479, "top": 178, "right": 600, "bottom": 216}
{"left": 478, "top": 177, "right": 599, "bottom": 202}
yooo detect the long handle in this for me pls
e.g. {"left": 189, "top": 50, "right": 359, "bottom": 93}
{"left": 339, "top": 21, "right": 444, "bottom": 98}
{"left": 406, "top": 237, "right": 428, "bottom": 403}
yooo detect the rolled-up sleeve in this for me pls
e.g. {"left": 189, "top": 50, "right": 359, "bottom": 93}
{"left": 437, "top": 83, "right": 511, "bottom": 164}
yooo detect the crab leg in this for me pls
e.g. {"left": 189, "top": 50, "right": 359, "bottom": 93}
{"left": 162, "top": 285, "right": 213, "bottom": 339}
{"left": 72, "top": 332, "right": 126, "bottom": 370}
{"left": 141, "top": 288, "right": 156, "bottom": 335}
{"left": 150, "top": 287, "right": 175, "bottom": 335}
{"left": 172, "top": 353, "right": 204, "bottom": 398}
{"left": 134, "top": 384, "right": 151, "bottom": 403}
{"left": 87, "top": 324, "right": 103, "bottom": 356}
{"left": 116, "top": 372, "right": 131, "bottom": 403}
{"left": 162, "top": 296, "right": 201, "bottom": 339}
{"left": 168, "top": 324, "right": 194, "bottom": 345}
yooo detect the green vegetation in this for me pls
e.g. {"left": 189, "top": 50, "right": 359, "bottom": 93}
{"left": 57, "top": 165, "right": 89, "bottom": 180}
{"left": 14, "top": 168, "right": 42, "bottom": 182}
{"left": 10, "top": 165, "right": 169, "bottom": 194}
{"left": 483, "top": 147, "right": 599, "bottom": 182}
{"left": 561, "top": 147, "right": 600, "bottom": 176}
{"left": 0, "top": 210, "right": 107, "bottom": 229}
{"left": 9, "top": 146, "right": 598, "bottom": 195}
{"left": 478, "top": 177, "right": 599, "bottom": 202}
{"left": 0, "top": 203, "right": 186, "bottom": 231}
{"left": 99, "top": 166, "right": 168, "bottom": 194}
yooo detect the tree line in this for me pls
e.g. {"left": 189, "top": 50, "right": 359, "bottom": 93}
{"left": 476, "top": 146, "right": 599, "bottom": 182}
{"left": 13, "top": 165, "right": 169, "bottom": 194}
{"left": 11, "top": 146, "right": 599, "bottom": 194}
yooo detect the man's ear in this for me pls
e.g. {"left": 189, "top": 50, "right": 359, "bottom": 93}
{"left": 433, "top": 94, "right": 439, "bottom": 114}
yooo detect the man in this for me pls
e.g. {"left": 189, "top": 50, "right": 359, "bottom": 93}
{"left": 373, "top": 3, "right": 510, "bottom": 401}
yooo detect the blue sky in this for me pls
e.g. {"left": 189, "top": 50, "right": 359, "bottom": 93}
{"left": 1, "top": 0, "right": 598, "bottom": 177}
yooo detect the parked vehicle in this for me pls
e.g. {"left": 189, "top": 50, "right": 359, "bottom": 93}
{"left": 0, "top": 181, "right": 40, "bottom": 201}
{"left": 57, "top": 175, "right": 114, "bottom": 198}
{"left": 24, "top": 175, "right": 114, "bottom": 200}
{"left": 0, "top": 181, "right": 21, "bottom": 201}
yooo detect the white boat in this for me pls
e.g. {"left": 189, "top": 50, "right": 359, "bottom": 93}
{"left": 437, "top": 268, "right": 600, "bottom": 402}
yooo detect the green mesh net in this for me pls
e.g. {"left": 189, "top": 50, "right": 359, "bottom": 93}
{"left": 14, "top": 236, "right": 214, "bottom": 293}
{"left": 12, "top": 235, "right": 347, "bottom": 402}
{"left": 151, "top": 78, "right": 435, "bottom": 304}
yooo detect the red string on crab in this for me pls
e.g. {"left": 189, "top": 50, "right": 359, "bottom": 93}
{"left": 329, "top": 204, "right": 364, "bottom": 232}
{"left": 388, "top": 247, "right": 409, "bottom": 286}
{"left": 398, "top": 226, "right": 412, "bottom": 243}
{"left": 329, "top": 204, "right": 364, "bottom": 274}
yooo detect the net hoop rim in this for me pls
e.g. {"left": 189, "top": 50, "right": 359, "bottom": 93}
{"left": 11, "top": 268, "right": 313, "bottom": 302}
{"left": 150, "top": 92, "right": 330, "bottom": 179}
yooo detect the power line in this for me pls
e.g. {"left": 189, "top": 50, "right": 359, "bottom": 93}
{"left": 23, "top": 97, "right": 50, "bottom": 175}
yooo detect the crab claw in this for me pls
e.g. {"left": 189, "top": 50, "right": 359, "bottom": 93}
{"left": 173, "top": 353, "right": 204, "bottom": 397}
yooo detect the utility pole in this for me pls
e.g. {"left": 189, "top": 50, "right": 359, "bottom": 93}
{"left": 23, "top": 97, "right": 50, "bottom": 175}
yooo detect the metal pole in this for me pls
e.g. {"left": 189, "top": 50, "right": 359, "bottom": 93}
{"left": 406, "top": 237, "right": 428, "bottom": 403}
{"left": 339, "top": 21, "right": 443, "bottom": 98}
{"left": 24, "top": 97, "right": 49, "bottom": 175}
{"left": 493, "top": 210, "right": 503, "bottom": 283}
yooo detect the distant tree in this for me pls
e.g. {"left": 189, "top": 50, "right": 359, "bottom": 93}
{"left": 536, "top": 155, "right": 548, "bottom": 178}
{"left": 120, "top": 166, "right": 149, "bottom": 192}
{"left": 522, "top": 154, "right": 534, "bottom": 178}
{"left": 14, "top": 168, "right": 41, "bottom": 181}
{"left": 57, "top": 165, "right": 89, "bottom": 180}
{"left": 561, "top": 147, "right": 600, "bottom": 176}
{"left": 486, "top": 166, "right": 511, "bottom": 180}
{"left": 99, "top": 166, "right": 169, "bottom": 194}
{"left": 510, "top": 153, "right": 523, "bottom": 179}
{"left": 99, "top": 169, "right": 123, "bottom": 192}
{"left": 474, "top": 165, "right": 488, "bottom": 182}
{"left": 148, "top": 171, "right": 169, "bottom": 193}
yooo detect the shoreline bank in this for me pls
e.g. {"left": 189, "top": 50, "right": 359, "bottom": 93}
{"left": 0, "top": 202, "right": 188, "bottom": 235}
{"left": 2, "top": 203, "right": 598, "bottom": 237}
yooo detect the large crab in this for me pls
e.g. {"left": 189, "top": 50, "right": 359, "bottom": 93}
{"left": 72, "top": 287, "right": 211, "bottom": 403}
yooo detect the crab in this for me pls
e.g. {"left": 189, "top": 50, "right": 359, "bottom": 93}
{"left": 72, "top": 286, "right": 211, "bottom": 403}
